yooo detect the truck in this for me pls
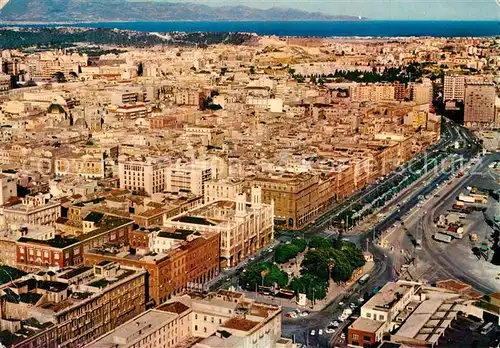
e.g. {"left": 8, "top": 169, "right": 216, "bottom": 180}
{"left": 433, "top": 232, "right": 452, "bottom": 243}
{"left": 358, "top": 274, "right": 370, "bottom": 285}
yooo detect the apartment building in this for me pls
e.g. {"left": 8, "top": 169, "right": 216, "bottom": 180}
{"left": 16, "top": 214, "right": 133, "bottom": 271}
{"left": 348, "top": 281, "right": 473, "bottom": 347}
{"left": 0, "top": 73, "right": 10, "bottom": 92}
{"left": 85, "top": 290, "right": 294, "bottom": 348}
{"left": 118, "top": 157, "right": 167, "bottom": 196}
{"left": 464, "top": 82, "right": 496, "bottom": 129}
{"left": 0, "top": 174, "right": 17, "bottom": 205}
{"left": 204, "top": 178, "right": 245, "bottom": 203}
{"left": 0, "top": 262, "right": 146, "bottom": 348}
{"left": 443, "top": 75, "right": 466, "bottom": 101}
{"left": 112, "top": 103, "right": 150, "bottom": 120}
{"left": 164, "top": 187, "right": 273, "bottom": 268}
{"left": 248, "top": 171, "right": 346, "bottom": 230}
{"left": 55, "top": 153, "right": 105, "bottom": 179}
{"left": 84, "top": 308, "right": 190, "bottom": 348}
{"left": 84, "top": 229, "right": 220, "bottom": 306}
{"left": 174, "top": 90, "right": 205, "bottom": 108}
{"left": 184, "top": 125, "right": 224, "bottom": 147}
{"left": 350, "top": 84, "right": 396, "bottom": 103}
{"left": 2, "top": 194, "right": 60, "bottom": 226}
{"left": 166, "top": 161, "right": 215, "bottom": 196}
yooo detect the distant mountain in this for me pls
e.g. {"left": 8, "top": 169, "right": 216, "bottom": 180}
{"left": 0, "top": 0, "right": 363, "bottom": 22}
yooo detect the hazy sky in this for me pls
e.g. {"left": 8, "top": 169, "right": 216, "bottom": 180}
{"left": 169, "top": 0, "right": 499, "bottom": 20}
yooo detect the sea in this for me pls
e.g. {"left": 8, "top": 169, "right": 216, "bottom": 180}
{"left": 61, "top": 20, "right": 499, "bottom": 37}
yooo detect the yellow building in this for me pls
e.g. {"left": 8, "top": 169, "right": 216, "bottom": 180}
{"left": 55, "top": 154, "right": 105, "bottom": 179}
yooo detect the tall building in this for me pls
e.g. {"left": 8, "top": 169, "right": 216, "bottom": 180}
{"left": 118, "top": 157, "right": 167, "bottom": 196}
{"left": 464, "top": 82, "right": 496, "bottom": 129}
{"left": 85, "top": 290, "right": 294, "bottom": 348}
{"left": 443, "top": 75, "right": 466, "bottom": 101}
{"left": 0, "top": 262, "right": 146, "bottom": 348}
{"left": 84, "top": 229, "right": 220, "bottom": 306}
{"left": 410, "top": 82, "right": 433, "bottom": 105}
{"left": 166, "top": 161, "right": 215, "bottom": 196}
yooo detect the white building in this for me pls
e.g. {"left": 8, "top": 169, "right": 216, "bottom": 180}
{"left": 1, "top": 194, "right": 60, "bottom": 226}
{"left": 204, "top": 178, "right": 245, "bottom": 204}
{"left": 0, "top": 174, "right": 17, "bottom": 206}
{"left": 118, "top": 157, "right": 167, "bottom": 196}
{"left": 164, "top": 187, "right": 274, "bottom": 268}
{"left": 85, "top": 290, "right": 295, "bottom": 348}
{"left": 166, "top": 160, "right": 216, "bottom": 196}
{"left": 443, "top": 75, "right": 466, "bottom": 101}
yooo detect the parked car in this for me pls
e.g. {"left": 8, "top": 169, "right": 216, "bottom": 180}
{"left": 325, "top": 327, "right": 335, "bottom": 334}
{"left": 310, "top": 330, "right": 316, "bottom": 336}
{"left": 300, "top": 311, "right": 309, "bottom": 317}
{"left": 318, "top": 329, "right": 323, "bottom": 335}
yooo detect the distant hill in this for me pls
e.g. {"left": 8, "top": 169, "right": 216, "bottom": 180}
{"left": 0, "top": 0, "right": 363, "bottom": 22}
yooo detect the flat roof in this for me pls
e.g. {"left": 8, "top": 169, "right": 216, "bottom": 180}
{"left": 222, "top": 317, "right": 259, "bottom": 332}
{"left": 349, "top": 317, "right": 384, "bottom": 333}
{"left": 85, "top": 309, "right": 178, "bottom": 348}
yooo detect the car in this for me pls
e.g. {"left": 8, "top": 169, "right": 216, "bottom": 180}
{"left": 338, "top": 301, "right": 344, "bottom": 306}
{"left": 349, "top": 303, "right": 357, "bottom": 309}
{"left": 325, "top": 327, "right": 335, "bottom": 334}
{"left": 341, "top": 333, "right": 346, "bottom": 339}
{"left": 285, "top": 313, "right": 291, "bottom": 318}
{"left": 332, "top": 321, "right": 340, "bottom": 327}
{"left": 290, "top": 312, "right": 298, "bottom": 319}
{"left": 318, "top": 329, "right": 323, "bottom": 335}
{"left": 249, "top": 257, "right": 256, "bottom": 261}
{"left": 295, "top": 309, "right": 301, "bottom": 314}
{"left": 310, "top": 330, "right": 316, "bottom": 336}
{"left": 358, "top": 297, "right": 365, "bottom": 302}
{"left": 300, "top": 311, "right": 309, "bottom": 317}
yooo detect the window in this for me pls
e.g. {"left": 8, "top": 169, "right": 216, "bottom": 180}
{"left": 366, "top": 312, "right": 371, "bottom": 318}
{"left": 204, "top": 327, "right": 207, "bottom": 333}
{"left": 379, "top": 315, "right": 385, "bottom": 321}
{"left": 352, "top": 334, "right": 359, "bottom": 341}
{"left": 364, "top": 336, "right": 371, "bottom": 342}
{"left": 194, "top": 325, "right": 198, "bottom": 331}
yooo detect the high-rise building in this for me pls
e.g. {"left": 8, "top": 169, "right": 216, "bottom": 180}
{"left": 464, "top": 82, "right": 496, "bottom": 129}
{"left": 443, "top": 75, "right": 466, "bottom": 101}
{"left": 166, "top": 160, "right": 215, "bottom": 196}
{"left": 118, "top": 157, "right": 167, "bottom": 196}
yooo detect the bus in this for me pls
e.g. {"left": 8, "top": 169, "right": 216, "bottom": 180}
{"left": 480, "top": 322, "right": 494, "bottom": 335}
{"left": 358, "top": 274, "right": 370, "bottom": 285}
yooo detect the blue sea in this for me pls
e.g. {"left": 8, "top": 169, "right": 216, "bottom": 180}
{"left": 65, "top": 20, "right": 499, "bottom": 37}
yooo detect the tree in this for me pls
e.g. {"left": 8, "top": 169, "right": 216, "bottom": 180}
{"left": 289, "top": 274, "right": 328, "bottom": 301}
{"left": 52, "top": 71, "right": 66, "bottom": 83}
{"left": 137, "top": 62, "right": 144, "bottom": 76}
{"left": 239, "top": 262, "right": 288, "bottom": 290}
{"left": 274, "top": 244, "right": 300, "bottom": 264}
{"left": 308, "top": 236, "right": 332, "bottom": 250}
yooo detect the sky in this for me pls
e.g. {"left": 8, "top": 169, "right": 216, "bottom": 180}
{"left": 167, "top": 0, "right": 500, "bottom": 20}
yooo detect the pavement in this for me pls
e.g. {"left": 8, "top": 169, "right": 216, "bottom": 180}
{"left": 380, "top": 152, "right": 500, "bottom": 293}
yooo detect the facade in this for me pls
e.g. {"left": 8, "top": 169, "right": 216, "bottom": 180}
{"left": 443, "top": 75, "right": 466, "bottom": 101}
{"left": 0, "top": 262, "right": 146, "bottom": 348}
{"left": 464, "top": 82, "right": 496, "bottom": 129}
{"left": 118, "top": 157, "right": 167, "bottom": 196}
{"left": 204, "top": 178, "right": 245, "bottom": 204}
{"left": 350, "top": 84, "right": 396, "bottom": 103}
{"left": 55, "top": 154, "right": 105, "bottom": 179}
{"left": 0, "top": 73, "right": 11, "bottom": 92}
{"left": 348, "top": 281, "right": 474, "bottom": 347}
{"left": 16, "top": 215, "right": 133, "bottom": 271}
{"left": 85, "top": 290, "right": 294, "bottom": 348}
{"left": 2, "top": 194, "right": 61, "bottom": 226}
{"left": 166, "top": 161, "right": 215, "bottom": 196}
{"left": 164, "top": 187, "right": 274, "bottom": 268}
{"left": 175, "top": 90, "right": 204, "bottom": 108}
{"left": 0, "top": 174, "right": 17, "bottom": 206}
{"left": 84, "top": 229, "right": 220, "bottom": 306}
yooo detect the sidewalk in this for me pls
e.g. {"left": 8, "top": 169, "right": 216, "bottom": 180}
{"left": 243, "top": 261, "right": 375, "bottom": 313}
